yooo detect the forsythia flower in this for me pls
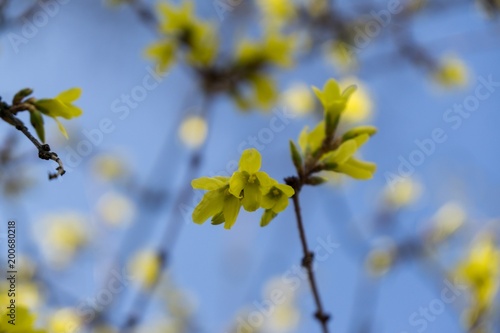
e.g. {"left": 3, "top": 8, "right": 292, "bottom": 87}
{"left": 191, "top": 149, "right": 294, "bottom": 229}
{"left": 326, "top": 41, "right": 357, "bottom": 73}
{"left": 433, "top": 55, "right": 469, "bottom": 88}
{"left": 260, "top": 180, "right": 295, "bottom": 226}
{"left": 292, "top": 78, "right": 377, "bottom": 180}
{"left": 281, "top": 82, "right": 315, "bottom": 116}
{"left": 229, "top": 149, "right": 274, "bottom": 211}
{"left": 454, "top": 234, "right": 500, "bottom": 328}
{"left": 428, "top": 202, "right": 466, "bottom": 244}
{"left": 145, "top": 1, "right": 218, "bottom": 72}
{"left": 48, "top": 308, "right": 82, "bottom": 333}
{"left": 179, "top": 115, "right": 208, "bottom": 148}
{"left": 235, "top": 31, "right": 296, "bottom": 68}
{"left": 383, "top": 177, "right": 422, "bottom": 209}
{"left": 256, "top": 0, "right": 296, "bottom": 27}
{"left": 0, "top": 306, "right": 46, "bottom": 333}
{"left": 339, "top": 77, "right": 373, "bottom": 123}
{"left": 128, "top": 250, "right": 162, "bottom": 289}
{"left": 34, "top": 88, "right": 83, "bottom": 139}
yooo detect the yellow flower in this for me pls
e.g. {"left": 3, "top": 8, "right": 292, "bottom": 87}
{"left": 281, "top": 82, "right": 315, "bottom": 116}
{"left": 48, "top": 308, "right": 82, "bottom": 333}
{"left": 229, "top": 149, "right": 274, "bottom": 212}
{"left": 365, "top": 238, "right": 397, "bottom": 277}
{"left": 34, "top": 212, "right": 88, "bottom": 267}
{"left": 321, "top": 133, "right": 377, "bottom": 180}
{"left": 260, "top": 180, "right": 295, "bottom": 226}
{"left": 339, "top": 77, "right": 373, "bottom": 123}
{"left": 235, "top": 30, "right": 295, "bottom": 68}
{"left": 383, "top": 177, "right": 422, "bottom": 208}
{"left": 257, "top": 0, "right": 296, "bottom": 27}
{"left": 146, "top": 1, "right": 218, "bottom": 72}
{"left": 91, "top": 153, "right": 129, "bottom": 181}
{"left": 455, "top": 234, "right": 500, "bottom": 326}
{"left": 34, "top": 88, "right": 83, "bottom": 139}
{"left": 433, "top": 55, "right": 469, "bottom": 88}
{"left": 326, "top": 41, "right": 357, "bottom": 72}
{"left": 312, "top": 79, "right": 357, "bottom": 133}
{"left": 144, "top": 40, "right": 176, "bottom": 73}
{"left": 178, "top": 115, "right": 208, "bottom": 148}
{"left": 128, "top": 250, "right": 162, "bottom": 289}
{"left": 428, "top": 202, "right": 466, "bottom": 244}
{"left": 191, "top": 176, "right": 242, "bottom": 229}
{"left": 192, "top": 149, "right": 292, "bottom": 229}
{"left": 97, "top": 191, "right": 136, "bottom": 226}
{"left": 0, "top": 306, "right": 46, "bottom": 333}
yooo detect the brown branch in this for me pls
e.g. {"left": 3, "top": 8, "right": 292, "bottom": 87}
{"left": 286, "top": 176, "right": 331, "bottom": 333}
{"left": 0, "top": 102, "right": 65, "bottom": 179}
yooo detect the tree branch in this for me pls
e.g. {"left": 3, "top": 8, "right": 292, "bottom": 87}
{"left": 286, "top": 176, "right": 331, "bottom": 333}
{"left": 0, "top": 101, "right": 65, "bottom": 179}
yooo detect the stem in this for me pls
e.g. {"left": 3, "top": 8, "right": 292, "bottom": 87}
{"left": 0, "top": 103, "right": 65, "bottom": 179}
{"left": 288, "top": 178, "right": 331, "bottom": 333}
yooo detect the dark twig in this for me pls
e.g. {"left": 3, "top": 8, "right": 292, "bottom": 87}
{"left": 0, "top": 100, "right": 65, "bottom": 179}
{"left": 286, "top": 176, "right": 331, "bottom": 333}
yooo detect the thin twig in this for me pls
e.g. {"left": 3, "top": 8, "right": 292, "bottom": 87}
{"left": 286, "top": 176, "right": 331, "bottom": 333}
{"left": 0, "top": 103, "right": 65, "bottom": 179}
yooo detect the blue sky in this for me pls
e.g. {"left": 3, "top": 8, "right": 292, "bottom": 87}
{"left": 1, "top": 0, "right": 500, "bottom": 332}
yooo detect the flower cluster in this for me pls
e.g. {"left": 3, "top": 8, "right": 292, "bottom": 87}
{"left": 145, "top": 1, "right": 296, "bottom": 112}
{"left": 191, "top": 149, "right": 294, "bottom": 229}
{"left": 145, "top": 2, "right": 218, "bottom": 72}
{"left": 454, "top": 234, "right": 500, "bottom": 330}
{"left": 290, "top": 78, "right": 377, "bottom": 182}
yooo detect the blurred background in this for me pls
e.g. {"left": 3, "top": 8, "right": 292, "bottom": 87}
{"left": 0, "top": 0, "right": 500, "bottom": 332}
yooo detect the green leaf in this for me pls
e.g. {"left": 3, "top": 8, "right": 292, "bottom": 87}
{"left": 289, "top": 140, "right": 303, "bottom": 174}
{"left": 342, "top": 126, "right": 377, "bottom": 142}
{"left": 30, "top": 110, "right": 45, "bottom": 143}
{"left": 13, "top": 88, "right": 33, "bottom": 105}
{"left": 305, "top": 176, "right": 328, "bottom": 186}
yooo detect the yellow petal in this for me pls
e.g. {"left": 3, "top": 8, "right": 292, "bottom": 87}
{"left": 239, "top": 148, "right": 262, "bottom": 174}
{"left": 53, "top": 117, "right": 69, "bottom": 139}
{"left": 57, "top": 87, "right": 82, "bottom": 103}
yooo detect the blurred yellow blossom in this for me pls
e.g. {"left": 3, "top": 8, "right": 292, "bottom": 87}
{"left": 326, "top": 41, "right": 357, "bottom": 73}
{"left": 256, "top": 0, "right": 296, "bottom": 27}
{"left": 338, "top": 77, "right": 373, "bottom": 123}
{"left": 365, "top": 238, "right": 397, "bottom": 277}
{"left": 235, "top": 31, "right": 296, "bottom": 68}
{"left": 383, "top": 177, "right": 422, "bottom": 209}
{"left": 454, "top": 234, "right": 500, "bottom": 329}
{"left": 0, "top": 306, "right": 46, "bottom": 333}
{"left": 127, "top": 250, "right": 161, "bottom": 289}
{"left": 281, "top": 83, "right": 315, "bottom": 116}
{"left": 48, "top": 308, "right": 82, "bottom": 333}
{"left": 145, "top": 1, "right": 218, "bottom": 72}
{"left": 428, "top": 202, "right": 466, "bottom": 244}
{"left": 433, "top": 55, "right": 469, "bottom": 88}
{"left": 34, "top": 212, "right": 88, "bottom": 267}
{"left": 91, "top": 153, "right": 129, "bottom": 181}
{"left": 96, "top": 191, "right": 136, "bottom": 226}
{"left": 178, "top": 115, "right": 208, "bottom": 148}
